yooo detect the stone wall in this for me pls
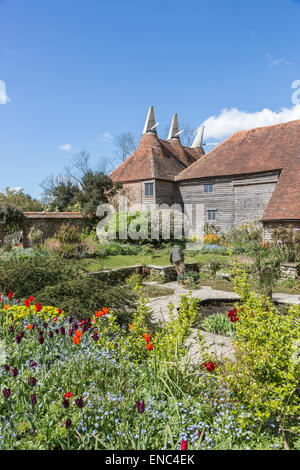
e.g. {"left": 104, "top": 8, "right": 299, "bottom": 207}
{"left": 22, "top": 212, "right": 87, "bottom": 248}
{"left": 280, "top": 262, "right": 299, "bottom": 280}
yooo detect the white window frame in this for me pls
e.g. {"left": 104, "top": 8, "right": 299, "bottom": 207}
{"left": 143, "top": 181, "right": 155, "bottom": 198}
{"left": 207, "top": 209, "right": 217, "bottom": 221}
{"left": 204, "top": 183, "right": 214, "bottom": 193}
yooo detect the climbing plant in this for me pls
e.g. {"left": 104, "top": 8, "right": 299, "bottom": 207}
{"left": 0, "top": 204, "right": 24, "bottom": 236}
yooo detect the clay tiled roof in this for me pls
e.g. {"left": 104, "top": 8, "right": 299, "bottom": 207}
{"left": 110, "top": 133, "right": 204, "bottom": 183}
{"left": 262, "top": 155, "right": 300, "bottom": 221}
{"left": 175, "top": 119, "right": 300, "bottom": 221}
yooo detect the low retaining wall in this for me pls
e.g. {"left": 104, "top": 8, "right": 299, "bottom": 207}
{"left": 90, "top": 262, "right": 200, "bottom": 284}
{"left": 280, "top": 262, "right": 299, "bottom": 280}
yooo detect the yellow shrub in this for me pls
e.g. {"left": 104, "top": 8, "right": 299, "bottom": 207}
{"left": 204, "top": 234, "right": 222, "bottom": 245}
{"left": 0, "top": 305, "right": 65, "bottom": 327}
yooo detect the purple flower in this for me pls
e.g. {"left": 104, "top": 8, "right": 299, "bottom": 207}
{"left": 48, "top": 331, "right": 54, "bottom": 338}
{"left": 30, "top": 361, "right": 37, "bottom": 368}
{"left": 43, "top": 322, "right": 48, "bottom": 329}
{"left": 62, "top": 397, "right": 70, "bottom": 409}
{"left": 15, "top": 335, "right": 22, "bottom": 344}
{"left": 11, "top": 367, "right": 18, "bottom": 377}
{"left": 3, "top": 364, "right": 10, "bottom": 372}
{"left": 8, "top": 326, "right": 14, "bottom": 333}
{"left": 60, "top": 327, "right": 65, "bottom": 336}
{"left": 92, "top": 333, "right": 99, "bottom": 341}
{"left": 65, "top": 418, "right": 72, "bottom": 430}
{"left": 30, "top": 394, "right": 37, "bottom": 405}
{"left": 136, "top": 400, "right": 145, "bottom": 414}
{"left": 38, "top": 335, "right": 44, "bottom": 344}
{"left": 2, "top": 388, "right": 11, "bottom": 399}
{"left": 29, "top": 377, "right": 37, "bottom": 387}
{"left": 75, "top": 396, "right": 84, "bottom": 408}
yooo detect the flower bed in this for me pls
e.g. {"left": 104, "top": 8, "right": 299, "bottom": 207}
{"left": 0, "top": 277, "right": 299, "bottom": 450}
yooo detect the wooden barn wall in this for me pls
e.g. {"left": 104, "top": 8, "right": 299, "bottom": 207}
{"left": 177, "top": 172, "right": 280, "bottom": 235}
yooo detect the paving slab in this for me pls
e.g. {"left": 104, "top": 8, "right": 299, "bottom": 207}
{"left": 147, "top": 281, "right": 300, "bottom": 364}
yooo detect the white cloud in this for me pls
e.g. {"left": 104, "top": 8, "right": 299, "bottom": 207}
{"left": 101, "top": 131, "right": 113, "bottom": 142}
{"left": 268, "top": 58, "right": 291, "bottom": 67}
{"left": 0, "top": 80, "right": 10, "bottom": 104}
{"left": 201, "top": 104, "right": 300, "bottom": 141}
{"left": 10, "top": 187, "right": 23, "bottom": 193}
{"left": 59, "top": 144, "right": 72, "bottom": 151}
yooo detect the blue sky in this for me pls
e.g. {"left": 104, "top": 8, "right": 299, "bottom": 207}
{"left": 1, "top": 0, "right": 300, "bottom": 198}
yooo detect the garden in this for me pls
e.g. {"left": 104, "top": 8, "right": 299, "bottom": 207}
{"left": 0, "top": 210, "right": 300, "bottom": 450}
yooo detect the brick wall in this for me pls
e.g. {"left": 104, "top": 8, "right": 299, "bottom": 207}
{"left": 263, "top": 221, "right": 300, "bottom": 241}
{"left": 22, "top": 212, "right": 87, "bottom": 248}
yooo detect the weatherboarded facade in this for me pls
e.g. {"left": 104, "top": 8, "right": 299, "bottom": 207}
{"left": 111, "top": 108, "right": 300, "bottom": 238}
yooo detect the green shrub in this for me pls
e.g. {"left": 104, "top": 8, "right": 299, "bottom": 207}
{"left": 178, "top": 271, "right": 200, "bottom": 288}
{"left": 201, "top": 313, "right": 236, "bottom": 337}
{"left": 98, "top": 241, "right": 141, "bottom": 257}
{"left": 55, "top": 223, "right": 81, "bottom": 244}
{"left": 223, "top": 260, "right": 300, "bottom": 426}
{"left": 99, "top": 210, "right": 188, "bottom": 245}
{"left": 125, "top": 272, "right": 144, "bottom": 288}
{"left": 0, "top": 257, "right": 81, "bottom": 298}
{"left": 33, "top": 276, "right": 139, "bottom": 324}
{"left": 28, "top": 226, "right": 44, "bottom": 248}
{"left": 0, "top": 204, "right": 23, "bottom": 236}
{"left": 209, "top": 258, "right": 221, "bottom": 278}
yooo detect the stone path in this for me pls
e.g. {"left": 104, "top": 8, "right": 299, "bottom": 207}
{"left": 147, "top": 282, "right": 300, "bottom": 365}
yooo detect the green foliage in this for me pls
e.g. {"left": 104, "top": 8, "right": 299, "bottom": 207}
{"left": 230, "top": 226, "right": 280, "bottom": 296}
{"left": 272, "top": 225, "right": 300, "bottom": 263}
{"left": 0, "top": 257, "right": 81, "bottom": 298}
{"left": 209, "top": 258, "right": 221, "bottom": 278}
{"left": 148, "top": 271, "right": 168, "bottom": 284}
{"left": 223, "top": 261, "right": 300, "bottom": 426}
{"left": 0, "top": 187, "right": 43, "bottom": 211}
{"left": 125, "top": 272, "right": 144, "bottom": 288}
{"left": 34, "top": 276, "right": 138, "bottom": 324}
{"left": 55, "top": 223, "right": 82, "bottom": 244}
{"left": 98, "top": 241, "right": 141, "bottom": 257}
{"left": 100, "top": 210, "right": 186, "bottom": 245}
{"left": 40, "top": 177, "right": 81, "bottom": 212}
{"left": 28, "top": 227, "right": 44, "bottom": 249}
{"left": 178, "top": 271, "right": 200, "bottom": 288}
{"left": 0, "top": 204, "right": 24, "bottom": 236}
{"left": 78, "top": 171, "right": 121, "bottom": 220}
{"left": 201, "top": 313, "right": 236, "bottom": 337}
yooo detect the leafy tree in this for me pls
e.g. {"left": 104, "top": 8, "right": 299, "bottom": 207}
{"left": 0, "top": 204, "right": 24, "bottom": 236}
{"left": 40, "top": 152, "right": 122, "bottom": 229}
{"left": 0, "top": 187, "right": 43, "bottom": 211}
{"left": 77, "top": 171, "right": 121, "bottom": 222}
{"left": 40, "top": 176, "right": 80, "bottom": 211}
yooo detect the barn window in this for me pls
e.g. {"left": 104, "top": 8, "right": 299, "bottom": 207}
{"left": 207, "top": 210, "right": 217, "bottom": 221}
{"left": 144, "top": 182, "right": 154, "bottom": 197}
{"left": 204, "top": 183, "right": 214, "bottom": 193}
